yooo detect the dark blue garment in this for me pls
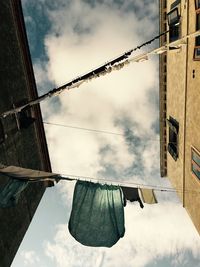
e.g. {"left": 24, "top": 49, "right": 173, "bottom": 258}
{"left": 0, "top": 178, "right": 28, "bottom": 208}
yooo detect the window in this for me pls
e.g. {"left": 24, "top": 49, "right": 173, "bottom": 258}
{"left": 169, "top": 25, "right": 180, "bottom": 42}
{"left": 195, "top": 0, "right": 200, "bottom": 10}
{"left": 171, "top": 0, "right": 181, "bottom": 9}
{"left": 194, "top": 4, "right": 200, "bottom": 59}
{"left": 167, "top": 7, "right": 180, "bottom": 42}
{"left": 194, "top": 46, "right": 200, "bottom": 60}
{"left": 196, "top": 36, "right": 200, "bottom": 46}
{"left": 191, "top": 147, "right": 200, "bottom": 180}
{"left": 196, "top": 13, "right": 200, "bottom": 30}
{"left": 167, "top": 0, "right": 181, "bottom": 43}
{"left": 168, "top": 8, "right": 180, "bottom": 26}
{"left": 167, "top": 116, "right": 179, "bottom": 161}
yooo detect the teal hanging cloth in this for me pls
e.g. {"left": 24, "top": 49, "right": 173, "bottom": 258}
{"left": 68, "top": 180, "right": 125, "bottom": 247}
{"left": 0, "top": 178, "right": 28, "bottom": 208}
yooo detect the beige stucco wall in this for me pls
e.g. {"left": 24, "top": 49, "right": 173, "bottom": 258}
{"left": 184, "top": 0, "right": 200, "bottom": 235}
{"left": 166, "top": 0, "right": 187, "bottom": 202}
{"left": 165, "top": 0, "right": 200, "bottom": 234}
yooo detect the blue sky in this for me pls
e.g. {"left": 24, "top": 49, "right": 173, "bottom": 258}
{"left": 12, "top": 0, "right": 200, "bottom": 266}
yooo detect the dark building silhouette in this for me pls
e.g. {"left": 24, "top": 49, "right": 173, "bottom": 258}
{"left": 0, "top": 1, "right": 53, "bottom": 266}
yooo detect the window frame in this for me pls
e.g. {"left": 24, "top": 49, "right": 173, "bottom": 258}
{"left": 167, "top": 117, "right": 179, "bottom": 161}
{"left": 167, "top": 8, "right": 180, "bottom": 26}
{"left": 167, "top": 7, "right": 181, "bottom": 43}
{"left": 191, "top": 146, "right": 200, "bottom": 182}
{"left": 196, "top": 13, "right": 200, "bottom": 30}
{"left": 169, "top": 24, "right": 180, "bottom": 42}
{"left": 194, "top": 2, "right": 200, "bottom": 59}
{"left": 193, "top": 46, "right": 200, "bottom": 60}
{"left": 195, "top": 0, "right": 200, "bottom": 11}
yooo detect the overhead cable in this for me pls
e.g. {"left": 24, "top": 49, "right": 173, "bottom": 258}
{"left": 43, "top": 121, "right": 123, "bottom": 136}
{"left": 56, "top": 173, "right": 200, "bottom": 194}
{"left": 1, "top": 29, "right": 200, "bottom": 119}
{"left": 43, "top": 121, "right": 176, "bottom": 144}
{"left": 0, "top": 29, "right": 169, "bottom": 119}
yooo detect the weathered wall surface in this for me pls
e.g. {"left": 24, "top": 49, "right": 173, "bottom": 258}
{"left": 161, "top": 0, "right": 200, "bottom": 235}
{"left": 0, "top": 1, "right": 52, "bottom": 266}
{"left": 166, "top": 0, "right": 187, "bottom": 202}
{"left": 184, "top": 0, "right": 200, "bottom": 235}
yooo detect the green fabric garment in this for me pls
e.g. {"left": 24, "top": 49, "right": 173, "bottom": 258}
{"left": 0, "top": 178, "right": 28, "bottom": 208}
{"left": 68, "top": 181, "right": 125, "bottom": 247}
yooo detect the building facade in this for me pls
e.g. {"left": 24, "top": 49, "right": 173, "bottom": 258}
{"left": 0, "top": 1, "right": 53, "bottom": 266}
{"left": 160, "top": 0, "right": 200, "bottom": 234}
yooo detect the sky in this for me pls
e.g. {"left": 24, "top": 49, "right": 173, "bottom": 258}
{"left": 12, "top": 0, "right": 200, "bottom": 267}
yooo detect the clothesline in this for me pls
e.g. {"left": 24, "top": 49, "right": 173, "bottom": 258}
{"left": 1, "top": 163, "right": 199, "bottom": 194}
{"left": 57, "top": 173, "right": 200, "bottom": 195}
{"left": 0, "top": 164, "right": 157, "bottom": 247}
{"left": 1, "top": 29, "right": 200, "bottom": 119}
{"left": 58, "top": 174, "right": 176, "bottom": 191}
{"left": 28, "top": 172, "right": 200, "bottom": 195}
{"left": 0, "top": 29, "right": 169, "bottom": 119}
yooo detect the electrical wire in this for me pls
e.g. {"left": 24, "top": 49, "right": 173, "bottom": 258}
{"left": 43, "top": 121, "right": 123, "bottom": 136}
{"left": 43, "top": 121, "right": 179, "bottom": 144}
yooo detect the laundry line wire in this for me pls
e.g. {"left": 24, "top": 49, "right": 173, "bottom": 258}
{"left": 1, "top": 29, "right": 200, "bottom": 119}
{"left": 0, "top": 29, "right": 169, "bottom": 119}
{"left": 16, "top": 168, "right": 175, "bottom": 192}
{"left": 57, "top": 173, "right": 200, "bottom": 195}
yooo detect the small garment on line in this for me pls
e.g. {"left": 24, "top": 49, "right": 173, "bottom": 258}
{"left": 68, "top": 180, "right": 125, "bottom": 247}
{"left": 0, "top": 163, "right": 61, "bottom": 208}
{"left": 0, "top": 178, "right": 28, "bottom": 208}
{"left": 139, "top": 188, "right": 157, "bottom": 204}
{"left": 121, "top": 186, "right": 144, "bottom": 208}
{"left": 0, "top": 163, "right": 60, "bottom": 183}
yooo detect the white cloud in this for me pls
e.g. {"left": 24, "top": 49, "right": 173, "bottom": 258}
{"left": 20, "top": 250, "right": 40, "bottom": 266}
{"left": 33, "top": 61, "right": 48, "bottom": 87}
{"left": 36, "top": 0, "right": 160, "bottom": 181}
{"left": 44, "top": 201, "right": 200, "bottom": 267}
{"left": 26, "top": 0, "right": 200, "bottom": 266}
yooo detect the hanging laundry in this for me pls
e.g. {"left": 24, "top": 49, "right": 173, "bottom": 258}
{"left": 139, "top": 188, "right": 157, "bottom": 204}
{"left": 0, "top": 30, "right": 169, "bottom": 119}
{"left": 68, "top": 181, "right": 125, "bottom": 248}
{"left": 0, "top": 163, "right": 60, "bottom": 183}
{"left": 121, "top": 186, "right": 144, "bottom": 208}
{"left": 0, "top": 164, "right": 71, "bottom": 208}
{"left": 0, "top": 178, "right": 28, "bottom": 208}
